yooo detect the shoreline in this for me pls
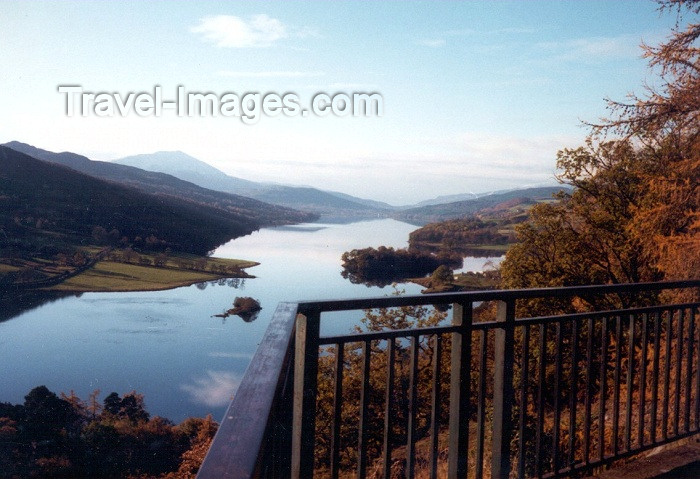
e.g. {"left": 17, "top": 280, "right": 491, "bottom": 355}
{"left": 44, "top": 259, "right": 258, "bottom": 293}
{"left": 0, "top": 247, "right": 259, "bottom": 294}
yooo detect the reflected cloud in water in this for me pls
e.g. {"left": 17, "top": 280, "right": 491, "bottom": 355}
{"left": 180, "top": 370, "right": 240, "bottom": 407}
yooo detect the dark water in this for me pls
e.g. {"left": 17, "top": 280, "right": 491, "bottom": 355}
{"left": 0, "top": 219, "right": 502, "bottom": 423}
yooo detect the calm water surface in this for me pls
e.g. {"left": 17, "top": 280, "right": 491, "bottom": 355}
{"left": 0, "top": 219, "right": 501, "bottom": 423}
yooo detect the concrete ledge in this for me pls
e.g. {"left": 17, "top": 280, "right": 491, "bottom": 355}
{"left": 586, "top": 439, "right": 700, "bottom": 479}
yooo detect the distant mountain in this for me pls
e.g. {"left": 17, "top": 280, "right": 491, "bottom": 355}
{"left": 4, "top": 142, "right": 315, "bottom": 228}
{"left": 411, "top": 185, "right": 565, "bottom": 208}
{"left": 393, "top": 186, "right": 568, "bottom": 224}
{"left": 0, "top": 147, "right": 258, "bottom": 255}
{"left": 115, "top": 151, "right": 259, "bottom": 192}
{"left": 247, "top": 184, "right": 388, "bottom": 213}
{"left": 113, "top": 151, "right": 391, "bottom": 216}
{"left": 325, "top": 191, "right": 396, "bottom": 211}
{"left": 411, "top": 192, "right": 482, "bottom": 207}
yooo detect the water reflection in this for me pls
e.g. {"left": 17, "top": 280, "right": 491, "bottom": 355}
{"left": 236, "top": 310, "right": 260, "bottom": 322}
{"left": 195, "top": 277, "right": 245, "bottom": 290}
{"left": 0, "top": 290, "right": 80, "bottom": 323}
{"left": 0, "top": 277, "right": 246, "bottom": 323}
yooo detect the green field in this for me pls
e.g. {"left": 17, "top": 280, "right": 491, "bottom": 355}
{"left": 49, "top": 258, "right": 256, "bottom": 292}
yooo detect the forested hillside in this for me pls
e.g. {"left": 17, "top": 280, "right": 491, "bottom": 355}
{"left": 4, "top": 141, "right": 316, "bottom": 227}
{"left": 393, "top": 186, "right": 567, "bottom": 224}
{"left": 115, "top": 150, "right": 395, "bottom": 216}
{"left": 1, "top": 147, "right": 257, "bottom": 256}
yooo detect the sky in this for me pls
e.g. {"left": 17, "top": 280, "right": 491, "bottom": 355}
{"left": 0, "top": 1, "right": 680, "bottom": 205}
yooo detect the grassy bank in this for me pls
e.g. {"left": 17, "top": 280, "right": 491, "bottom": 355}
{"left": 1, "top": 247, "right": 258, "bottom": 293}
{"left": 48, "top": 258, "right": 256, "bottom": 292}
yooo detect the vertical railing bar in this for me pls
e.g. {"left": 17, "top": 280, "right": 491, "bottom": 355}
{"left": 448, "top": 301, "right": 472, "bottom": 478}
{"left": 583, "top": 317, "right": 595, "bottom": 464}
{"left": 330, "top": 343, "right": 345, "bottom": 479}
{"left": 568, "top": 319, "right": 579, "bottom": 467}
{"left": 518, "top": 324, "right": 531, "bottom": 479}
{"left": 382, "top": 338, "right": 395, "bottom": 479}
{"left": 694, "top": 307, "right": 700, "bottom": 431}
{"left": 674, "top": 308, "right": 684, "bottom": 437}
{"left": 536, "top": 323, "right": 547, "bottom": 478}
{"left": 292, "top": 311, "right": 320, "bottom": 479}
{"left": 492, "top": 299, "right": 516, "bottom": 479}
{"left": 429, "top": 334, "right": 442, "bottom": 479}
{"left": 406, "top": 335, "right": 419, "bottom": 479}
{"left": 270, "top": 343, "right": 295, "bottom": 479}
{"left": 552, "top": 322, "right": 562, "bottom": 474}
{"left": 357, "top": 340, "right": 372, "bottom": 478}
{"left": 598, "top": 316, "right": 608, "bottom": 461}
{"left": 624, "top": 313, "right": 635, "bottom": 452}
{"left": 685, "top": 307, "right": 694, "bottom": 433}
{"left": 663, "top": 309, "right": 672, "bottom": 440}
{"left": 638, "top": 313, "right": 648, "bottom": 448}
{"left": 612, "top": 315, "right": 622, "bottom": 456}
{"left": 651, "top": 310, "right": 661, "bottom": 444}
{"left": 475, "top": 329, "right": 488, "bottom": 479}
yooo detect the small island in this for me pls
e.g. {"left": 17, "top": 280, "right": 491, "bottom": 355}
{"left": 214, "top": 296, "right": 262, "bottom": 322}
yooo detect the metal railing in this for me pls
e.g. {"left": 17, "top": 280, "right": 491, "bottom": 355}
{"left": 198, "top": 280, "right": 700, "bottom": 478}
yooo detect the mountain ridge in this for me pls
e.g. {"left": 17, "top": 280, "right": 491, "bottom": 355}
{"left": 0, "top": 146, "right": 259, "bottom": 255}
{"left": 393, "top": 186, "right": 568, "bottom": 224}
{"left": 3, "top": 141, "right": 316, "bottom": 228}
{"left": 5, "top": 141, "right": 568, "bottom": 224}
{"left": 113, "top": 151, "right": 392, "bottom": 216}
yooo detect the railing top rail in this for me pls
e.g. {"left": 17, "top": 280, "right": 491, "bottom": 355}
{"left": 296, "top": 280, "right": 700, "bottom": 314}
{"left": 197, "top": 302, "right": 299, "bottom": 479}
{"left": 317, "top": 301, "right": 700, "bottom": 345}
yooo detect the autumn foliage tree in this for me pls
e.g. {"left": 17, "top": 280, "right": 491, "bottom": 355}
{"left": 594, "top": 0, "right": 700, "bottom": 290}
{"left": 502, "top": 0, "right": 698, "bottom": 306}
{"left": 0, "top": 386, "right": 217, "bottom": 478}
{"left": 496, "top": 3, "right": 699, "bottom": 473}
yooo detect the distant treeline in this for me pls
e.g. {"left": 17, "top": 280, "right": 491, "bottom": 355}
{"left": 341, "top": 246, "right": 462, "bottom": 287}
{"left": 409, "top": 218, "right": 515, "bottom": 252}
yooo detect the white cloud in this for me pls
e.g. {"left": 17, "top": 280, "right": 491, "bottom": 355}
{"left": 444, "top": 131, "right": 579, "bottom": 173}
{"left": 191, "top": 14, "right": 287, "bottom": 48}
{"left": 180, "top": 370, "right": 240, "bottom": 407}
{"left": 417, "top": 38, "right": 446, "bottom": 48}
{"left": 217, "top": 70, "right": 325, "bottom": 78}
{"left": 485, "top": 27, "right": 536, "bottom": 35}
{"left": 538, "top": 34, "right": 642, "bottom": 62}
{"left": 444, "top": 29, "right": 476, "bottom": 37}
{"left": 417, "top": 27, "right": 534, "bottom": 48}
{"left": 303, "top": 82, "right": 380, "bottom": 90}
